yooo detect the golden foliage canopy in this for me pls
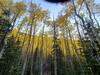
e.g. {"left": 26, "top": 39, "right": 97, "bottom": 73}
{"left": 14, "top": 1, "right": 26, "bottom": 16}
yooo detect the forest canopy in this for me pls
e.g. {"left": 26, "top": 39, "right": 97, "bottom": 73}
{"left": 0, "top": 0, "right": 100, "bottom": 75}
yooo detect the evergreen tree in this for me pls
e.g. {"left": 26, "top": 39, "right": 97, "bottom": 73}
{"left": 82, "top": 39, "right": 100, "bottom": 75}
{"left": 0, "top": 17, "right": 11, "bottom": 51}
{"left": 0, "top": 36, "right": 22, "bottom": 75}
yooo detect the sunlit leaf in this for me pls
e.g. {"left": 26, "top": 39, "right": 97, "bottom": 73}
{"left": 14, "top": 1, "right": 26, "bottom": 16}
{"left": 76, "top": 0, "right": 83, "bottom": 5}
{"left": 0, "top": 8, "right": 2, "bottom": 17}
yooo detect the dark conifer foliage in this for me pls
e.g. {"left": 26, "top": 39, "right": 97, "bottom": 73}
{"left": 0, "top": 10, "right": 11, "bottom": 51}
{"left": 0, "top": 37, "right": 22, "bottom": 75}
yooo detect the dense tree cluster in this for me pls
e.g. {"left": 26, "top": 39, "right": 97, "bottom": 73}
{"left": 0, "top": 0, "right": 100, "bottom": 75}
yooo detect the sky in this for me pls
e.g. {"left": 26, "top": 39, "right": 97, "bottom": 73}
{"left": 14, "top": 0, "right": 100, "bottom": 19}
{"left": 14, "top": 0, "right": 65, "bottom": 19}
{"left": 33, "top": 0, "right": 64, "bottom": 19}
{"left": 14, "top": 0, "right": 100, "bottom": 33}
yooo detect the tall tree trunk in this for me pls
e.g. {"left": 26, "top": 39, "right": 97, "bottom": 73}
{"left": 62, "top": 28, "right": 75, "bottom": 74}
{"left": 53, "top": 21, "right": 57, "bottom": 75}
{"left": 21, "top": 24, "right": 33, "bottom": 75}
{"left": 30, "top": 23, "right": 36, "bottom": 75}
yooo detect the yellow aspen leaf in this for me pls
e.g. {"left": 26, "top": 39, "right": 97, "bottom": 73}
{"left": 14, "top": 1, "right": 26, "bottom": 15}
{"left": 69, "top": 5, "right": 74, "bottom": 12}
{"left": 65, "top": 5, "right": 74, "bottom": 17}
{"left": 0, "top": 9, "right": 2, "bottom": 16}
{"left": 27, "top": 16, "right": 33, "bottom": 23}
{"left": 56, "top": 16, "right": 66, "bottom": 28}
{"left": 76, "top": 0, "right": 83, "bottom": 5}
